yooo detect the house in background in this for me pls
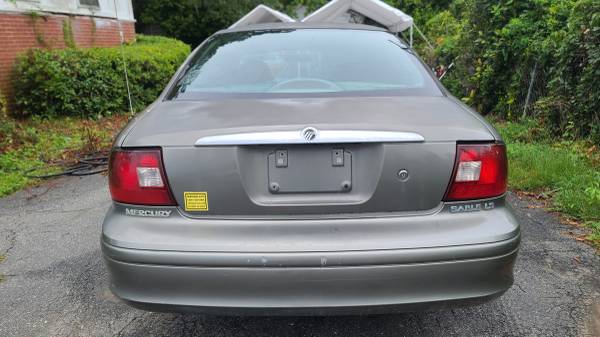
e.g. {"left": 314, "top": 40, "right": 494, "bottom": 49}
{"left": 0, "top": 0, "right": 135, "bottom": 94}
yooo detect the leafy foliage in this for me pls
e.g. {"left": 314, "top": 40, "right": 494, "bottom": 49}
{"left": 132, "top": 0, "right": 284, "bottom": 47}
{"left": 542, "top": 0, "right": 600, "bottom": 142}
{"left": 12, "top": 35, "right": 190, "bottom": 118}
{"left": 431, "top": 0, "right": 600, "bottom": 143}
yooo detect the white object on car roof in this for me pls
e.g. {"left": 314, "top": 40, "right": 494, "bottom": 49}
{"left": 229, "top": 5, "right": 296, "bottom": 29}
{"left": 302, "top": 0, "right": 413, "bottom": 33}
{"left": 229, "top": 0, "right": 415, "bottom": 45}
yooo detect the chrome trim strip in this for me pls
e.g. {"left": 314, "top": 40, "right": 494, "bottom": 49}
{"left": 195, "top": 130, "right": 425, "bottom": 146}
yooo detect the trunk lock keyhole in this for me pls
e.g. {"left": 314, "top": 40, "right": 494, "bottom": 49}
{"left": 397, "top": 169, "right": 410, "bottom": 182}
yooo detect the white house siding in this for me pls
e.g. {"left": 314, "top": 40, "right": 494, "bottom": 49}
{"left": 0, "top": 0, "right": 134, "bottom": 21}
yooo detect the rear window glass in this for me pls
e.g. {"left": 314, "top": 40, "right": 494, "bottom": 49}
{"left": 168, "top": 29, "right": 441, "bottom": 98}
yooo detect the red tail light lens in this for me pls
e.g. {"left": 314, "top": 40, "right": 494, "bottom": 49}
{"left": 444, "top": 143, "right": 508, "bottom": 201}
{"left": 109, "top": 149, "right": 176, "bottom": 206}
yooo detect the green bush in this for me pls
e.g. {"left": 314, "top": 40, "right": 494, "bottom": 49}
{"left": 12, "top": 35, "right": 190, "bottom": 118}
{"left": 545, "top": 0, "right": 600, "bottom": 143}
{"left": 426, "top": 0, "right": 599, "bottom": 144}
{"left": 133, "top": 0, "right": 283, "bottom": 46}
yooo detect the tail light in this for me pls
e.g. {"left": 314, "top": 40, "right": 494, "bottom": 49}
{"left": 109, "top": 148, "right": 176, "bottom": 206}
{"left": 444, "top": 143, "right": 507, "bottom": 201}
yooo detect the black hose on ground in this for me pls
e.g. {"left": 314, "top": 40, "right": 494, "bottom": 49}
{"left": 23, "top": 153, "right": 110, "bottom": 179}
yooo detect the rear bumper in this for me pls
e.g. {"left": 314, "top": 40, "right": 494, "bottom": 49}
{"left": 102, "top": 235, "right": 519, "bottom": 315}
{"left": 102, "top": 196, "right": 520, "bottom": 315}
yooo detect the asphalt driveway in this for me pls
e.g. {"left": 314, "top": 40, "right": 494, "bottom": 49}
{"left": 0, "top": 175, "right": 599, "bottom": 337}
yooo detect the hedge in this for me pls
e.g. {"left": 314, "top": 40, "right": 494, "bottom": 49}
{"left": 13, "top": 35, "right": 190, "bottom": 118}
{"left": 411, "top": 0, "right": 600, "bottom": 144}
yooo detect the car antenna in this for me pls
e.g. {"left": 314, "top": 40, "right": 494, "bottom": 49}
{"left": 113, "top": 0, "right": 134, "bottom": 116}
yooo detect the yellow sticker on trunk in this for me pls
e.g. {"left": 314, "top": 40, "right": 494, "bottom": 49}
{"left": 184, "top": 192, "right": 208, "bottom": 211}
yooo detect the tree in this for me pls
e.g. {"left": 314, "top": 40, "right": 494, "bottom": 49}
{"left": 132, "top": 0, "right": 283, "bottom": 46}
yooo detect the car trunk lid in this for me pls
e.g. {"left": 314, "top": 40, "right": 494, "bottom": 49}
{"left": 121, "top": 96, "right": 495, "bottom": 216}
{"left": 121, "top": 96, "right": 494, "bottom": 147}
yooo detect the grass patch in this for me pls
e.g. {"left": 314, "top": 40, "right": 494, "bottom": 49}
{"left": 0, "top": 114, "right": 129, "bottom": 197}
{"left": 493, "top": 118, "right": 600, "bottom": 249}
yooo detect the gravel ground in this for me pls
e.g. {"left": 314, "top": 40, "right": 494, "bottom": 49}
{"left": 0, "top": 175, "right": 599, "bottom": 337}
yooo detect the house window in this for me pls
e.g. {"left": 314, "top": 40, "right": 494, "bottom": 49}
{"left": 79, "top": 0, "right": 100, "bottom": 7}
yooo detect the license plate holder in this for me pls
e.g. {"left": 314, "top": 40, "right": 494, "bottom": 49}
{"left": 267, "top": 147, "right": 352, "bottom": 193}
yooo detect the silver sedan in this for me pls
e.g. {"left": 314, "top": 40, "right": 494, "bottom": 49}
{"left": 101, "top": 23, "right": 520, "bottom": 315}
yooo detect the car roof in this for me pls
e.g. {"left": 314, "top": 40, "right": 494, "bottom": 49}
{"left": 215, "top": 22, "right": 390, "bottom": 35}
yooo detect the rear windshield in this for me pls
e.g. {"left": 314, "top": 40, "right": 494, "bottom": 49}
{"left": 168, "top": 29, "right": 441, "bottom": 99}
